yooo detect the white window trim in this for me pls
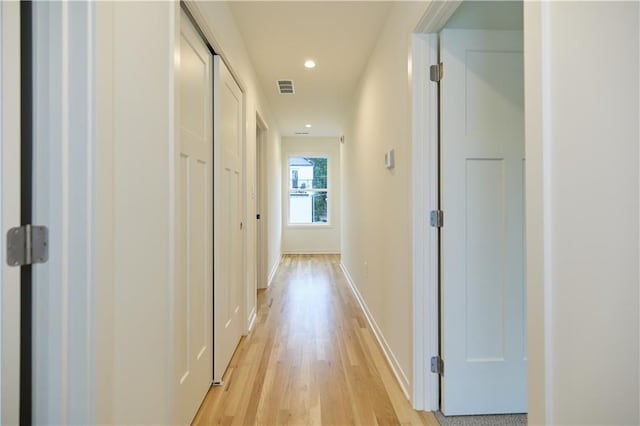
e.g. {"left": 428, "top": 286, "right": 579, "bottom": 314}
{"left": 285, "top": 154, "right": 331, "bottom": 227}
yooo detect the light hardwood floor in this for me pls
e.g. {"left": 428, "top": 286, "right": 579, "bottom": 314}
{"left": 193, "top": 254, "right": 439, "bottom": 425}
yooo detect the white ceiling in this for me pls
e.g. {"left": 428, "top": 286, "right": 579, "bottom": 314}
{"left": 229, "top": 1, "right": 394, "bottom": 137}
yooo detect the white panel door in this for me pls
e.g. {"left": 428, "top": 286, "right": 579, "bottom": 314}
{"left": 213, "top": 56, "right": 243, "bottom": 382}
{"left": 440, "top": 29, "right": 526, "bottom": 415}
{"left": 0, "top": 2, "right": 21, "bottom": 424}
{"left": 175, "top": 11, "right": 213, "bottom": 424}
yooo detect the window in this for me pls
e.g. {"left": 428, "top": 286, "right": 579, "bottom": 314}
{"left": 288, "top": 156, "right": 328, "bottom": 224}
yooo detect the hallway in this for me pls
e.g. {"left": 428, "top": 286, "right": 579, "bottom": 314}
{"left": 193, "top": 255, "right": 437, "bottom": 425}
{"left": 2, "top": 2, "right": 637, "bottom": 424}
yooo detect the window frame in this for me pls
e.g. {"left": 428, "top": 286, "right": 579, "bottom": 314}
{"left": 286, "top": 154, "right": 331, "bottom": 227}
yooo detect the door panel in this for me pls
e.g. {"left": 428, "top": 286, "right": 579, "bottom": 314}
{"left": 440, "top": 29, "right": 525, "bottom": 415}
{"left": 175, "top": 11, "right": 213, "bottom": 424}
{"left": 214, "top": 56, "right": 243, "bottom": 383}
{"left": 465, "top": 159, "right": 506, "bottom": 361}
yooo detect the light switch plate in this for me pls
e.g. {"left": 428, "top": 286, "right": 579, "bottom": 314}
{"left": 385, "top": 149, "right": 395, "bottom": 169}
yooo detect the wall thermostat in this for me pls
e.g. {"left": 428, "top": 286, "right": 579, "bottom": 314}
{"left": 385, "top": 149, "right": 395, "bottom": 169}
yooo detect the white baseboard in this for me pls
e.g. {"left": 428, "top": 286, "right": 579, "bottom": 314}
{"left": 281, "top": 250, "right": 341, "bottom": 255}
{"left": 267, "top": 254, "right": 283, "bottom": 287}
{"left": 247, "top": 306, "right": 257, "bottom": 334}
{"left": 339, "top": 262, "right": 411, "bottom": 401}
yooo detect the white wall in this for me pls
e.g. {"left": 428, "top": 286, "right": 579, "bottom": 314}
{"left": 265, "top": 124, "right": 282, "bottom": 283}
{"left": 96, "top": 2, "right": 176, "bottom": 423}
{"left": 282, "top": 137, "right": 340, "bottom": 254}
{"left": 95, "top": 3, "right": 114, "bottom": 423}
{"left": 95, "top": 1, "right": 282, "bottom": 423}
{"left": 525, "top": 2, "right": 639, "bottom": 424}
{"left": 341, "top": 1, "right": 429, "bottom": 399}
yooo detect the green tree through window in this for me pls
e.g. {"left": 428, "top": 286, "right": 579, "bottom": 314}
{"left": 310, "top": 157, "right": 327, "bottom": 189}
{"left": 308, "top": 158, "right": 328, "bottom": 222}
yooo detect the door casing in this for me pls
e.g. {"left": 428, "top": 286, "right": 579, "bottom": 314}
{"left": 411, "top": 1, "right": 461, "bottom": 412}
{"left": 1, "top": 2, "right": 22, "bottom": 424}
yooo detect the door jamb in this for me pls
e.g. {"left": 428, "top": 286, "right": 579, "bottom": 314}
{"left": 411, "top": 0, "right": 460, "bottom": 412}
{"left": 31, "top": 1, "right": 97, "bottom": 423}
{"left": 411, "top": 33, "right": 439, "bottom": 413}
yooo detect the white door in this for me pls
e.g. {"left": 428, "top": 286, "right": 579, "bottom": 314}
{"left": 0, "top": 2, "right": 21, "bottom": 423}
{"left": 440, "top": 29, "right": 526, "bottom": 415}
{"left": 175, "top": 11, "right": 214, "bottom": 424}
{"left": 213, "top": 56, "right": 243, "bottom": 383}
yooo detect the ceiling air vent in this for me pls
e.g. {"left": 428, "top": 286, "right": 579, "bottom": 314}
{"left": 294, "top": 132, "right": 309, "bottom": 135}
{"left": 277, "top": 80, "right": 295, "bottom": 95}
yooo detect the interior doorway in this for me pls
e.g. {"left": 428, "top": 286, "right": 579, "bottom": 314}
{"left": 256, "top": 115, "right": 268, "bottom": 290}
{"left": 412, "top": 0, "right": 526, "bottom": 417}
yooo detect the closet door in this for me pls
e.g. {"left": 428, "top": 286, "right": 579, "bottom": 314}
{"left": 175, "top": 10, "right": 214, "bottom": 424}
{"left": 213, "top": 55, "right": 244, "bottom": 384}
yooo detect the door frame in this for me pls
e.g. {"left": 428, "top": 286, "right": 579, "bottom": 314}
{"left": 30, "top": 1, "right": 97, "bottom": 423}
{"left": 410, "top": 1, "right": 461, "bottom": 412}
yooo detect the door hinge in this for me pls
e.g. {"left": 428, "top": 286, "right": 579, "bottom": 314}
{"left": 430, "top": 210, "right": 444, "bottom": 228}
{"left": 6, "top": 225, "right": 49, "bottom": 267}
{"left": 431, "top": 356, "right": 444, "bottom": 375}
{"left": 430, "top": 63, "right": 443, "bottom": 82}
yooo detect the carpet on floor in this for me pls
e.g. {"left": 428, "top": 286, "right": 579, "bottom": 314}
{"left": 435, "top": 411, "right": 527, "bottom": 426}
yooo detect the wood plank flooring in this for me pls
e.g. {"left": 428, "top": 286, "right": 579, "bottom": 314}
{"left": 193, "top": 254, "right": 438, "bottom": 425}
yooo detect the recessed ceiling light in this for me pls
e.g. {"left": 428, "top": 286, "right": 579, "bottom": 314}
{"left": 305, "top": 124, "right": 312, "bottom": 128}
{"left": 304, "top": 60, "right": 316, "bottom": 69}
